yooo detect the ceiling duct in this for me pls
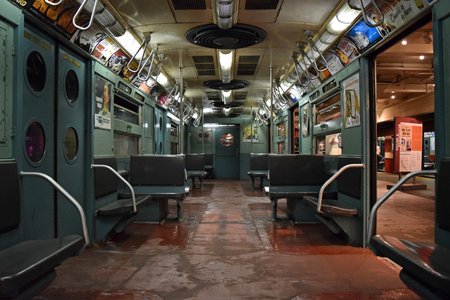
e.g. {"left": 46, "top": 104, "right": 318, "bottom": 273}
{"left": 186, "top": 24, "right": 266, "bottom": 49}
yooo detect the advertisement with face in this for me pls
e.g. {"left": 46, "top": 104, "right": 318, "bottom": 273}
{"left": 94, "top": 76, "right": 112, "bottom": 130}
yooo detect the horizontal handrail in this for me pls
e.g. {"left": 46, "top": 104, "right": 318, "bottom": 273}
{"left": 20, "top": 171, "right": 89, "bottom": 245}
{"left": 367, "top": 169, "right": 437, "bottom": 242}
{"left": 317, "top": 163, "right": 365, "bottom": 213}
{"left": 91, "top": 164, "right": 137, "bottom": 213}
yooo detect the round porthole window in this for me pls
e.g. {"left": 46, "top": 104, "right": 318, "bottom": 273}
{"left": 26, "top": 51, "right": 46, "bottom": 92}
{"left": 65, "top": 70, "right": 79, "bottom": 103}
{"left": 220, "top": 133, "right": 234, "bottom": 147}
{"left": 25, "top": 121, "right": 46, "bottom": 163}
{"left": 64, "top": 127, "right": 78, "bottom": 161}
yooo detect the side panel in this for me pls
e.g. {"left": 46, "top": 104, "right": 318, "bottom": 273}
{"left": 0, "top": 20, "right": 14, "bottom": 158}
{"left": 433, "top": 0, "right": 450, "bottom": 247}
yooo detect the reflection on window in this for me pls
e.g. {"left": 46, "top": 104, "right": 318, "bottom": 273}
{"left": 25, "top": 121, "right": 46, "bottom": 163}
{"left": 220, "top": 133, "right": 234, "bottom": 147}
{"left": 65, "top": 70, "right": 79, "bottom": 103}
{"left": 113, "top": 133, "right": 139, "bottom": 157}
{"left": 64, "top": 127, "right": 78, "bottom": 161}
{"left": 26, "top": 51, "right": 46, "bottom": 92}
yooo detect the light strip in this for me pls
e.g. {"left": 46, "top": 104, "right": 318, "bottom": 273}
{"left": 219, "top": 50, "right": 233, "bottom": 84}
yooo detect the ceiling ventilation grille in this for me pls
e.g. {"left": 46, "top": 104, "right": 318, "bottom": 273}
{"left": 171, "top": 0, "right": 206, "bottom": 10}
{"left": 192, "top": 56, "right": 216, "bottom": 76}
{"left": 234, "top": 91, "right": 248, "bottom": 101}
{"left": 206, "top": 91, "right": 220, "bottom": 101}
{"left": 237, "top": 55, "right": 260, "bottom": 76}
{"left": 245, "top": 0, "right": 279, "bottom": 10}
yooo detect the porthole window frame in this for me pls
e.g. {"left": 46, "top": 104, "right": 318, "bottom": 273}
{"left": 64, "top": 69, "right": 79, "bottom": 105}
{"left": 24, "top": 50, "right": 47, "bottom": 96}
{"left": 23, "top": 119, "right": 47, "bottom": 167}
{"left": 63, "top": 125, "right": 79, "bottom": 164}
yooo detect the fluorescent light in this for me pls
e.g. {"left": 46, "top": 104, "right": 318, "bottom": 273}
{"left": 219, "top": 50, "right": 233, "bottom": 84}
{"left": 156, "top": 72, "right": 168, "bottom": 86}
{"left": 216, "top": 0, "right": 233, "bottom": 29}
{"left": 221, "top": 89, "right": 232, "bottom": 104}
{"left": 115, "top": 30, "right": 144, "bottom": 59}
{"left": 327, "top": 4, "right": 359, "bottom": 35}
{"left": 223, "top": 107, "right": 231, "bottom": 116}
{"left": 203, "top": 108, "right": 214, "bottom": 114}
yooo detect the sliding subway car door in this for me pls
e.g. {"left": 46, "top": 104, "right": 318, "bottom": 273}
{"left": 56, "top": 47, "right": 88, "bottom": 236}
{"left": 21, "top": 27, "right": 55, "bottom": 239}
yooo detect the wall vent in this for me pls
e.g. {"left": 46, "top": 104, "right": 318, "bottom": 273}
{"left": 245, "top": 0, "right": 279, "bottom": 10}
{"left": 192, "top": 56, "right": 216, "bottom": 76}
{"left": 237, "top": 55, "right": 260, "bottom": 76}
{"left": 171, "top": 0, "right": 206, "bottom": 10}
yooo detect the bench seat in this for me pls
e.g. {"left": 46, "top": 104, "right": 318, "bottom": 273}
{"left": 0, "top": 235, "right": 84, "bottom": 298}
{"left": 96, "top": 195, "right": 151, "bottom": 217}
{"left": 371, "top": 235, "right": 450, "bottom": 298}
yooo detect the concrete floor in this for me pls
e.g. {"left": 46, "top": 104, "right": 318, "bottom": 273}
{"left": 35, "top": 179, "right": 422, "bottom": 300}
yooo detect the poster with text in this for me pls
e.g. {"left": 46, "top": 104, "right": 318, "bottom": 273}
{"left": 94, "top": 76, "right": 112, "bottom": 130}
{"left": 342, "top": 73, "right": 361, "bottom": 128}
{"left": 398, "top": 122, "right": 423, "bottom": 172}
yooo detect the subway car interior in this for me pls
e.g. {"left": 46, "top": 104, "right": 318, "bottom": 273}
{"left": 1, "top": 0, "right": 450, "bottom": 299}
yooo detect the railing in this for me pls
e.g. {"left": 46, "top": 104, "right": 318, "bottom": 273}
{"left": 367, "top": 169, "right": 437, "bottom": 242}
{"left": 20, "top": 171, "right": 90, "bottom": 245}
{"left": 91, "top": 164, "right": 137, "bottom": 213}
{"left": 316, "top": 163, "right": 365, "bottom": 213}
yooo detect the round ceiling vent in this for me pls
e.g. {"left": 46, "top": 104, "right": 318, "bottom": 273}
{"left": 203, "top": 80, "right": 249, "bottom": 90}
{"left": 186, "top": 24, "right": 266, "bottom": 49}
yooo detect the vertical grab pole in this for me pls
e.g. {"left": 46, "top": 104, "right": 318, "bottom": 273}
{"left": 201, "top": 100, "right": 205, "bottom": 153}
{"left": 179, "top": 49, "right": 184, "bottom": 154}
{"left": 269, "top": 65, "right": 274, "bottom": 154}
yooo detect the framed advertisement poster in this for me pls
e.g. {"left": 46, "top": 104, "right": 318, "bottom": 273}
{"left": 342, "top": 73, "right": 361, "bottom": 128}
{"left": 94, "top": 76, "right": 112, "bottom": 130}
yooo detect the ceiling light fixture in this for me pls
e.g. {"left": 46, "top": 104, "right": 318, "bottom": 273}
{"left": 221, "top": 89, "right": 232, "bottom": 104}
{"left": 219, "top": 50, "right": 233, "bottom": 84}
{"left": 401, "top": 40, "right": 408, "bottom": 45}
{"left": 216, "top": 0, "right": 234, "bottom": 30}
{"left": 419, "top": 55, "right": 425, "bottom": 60}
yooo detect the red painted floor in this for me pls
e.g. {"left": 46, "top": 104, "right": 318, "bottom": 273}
{"left": 35, "top": 179, "right": 421, "bottom": 300}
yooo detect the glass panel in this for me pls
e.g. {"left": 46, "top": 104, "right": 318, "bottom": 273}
{"left": 25, "top": 121, "right": 46, "bottom": 163}
{"left": 65, "top": 70, "right": 79, "bottom": 103}
{"left": 64, "top": 127, "right": 78, "bottom": 161}
{"left": 220, "top": 133, "right": 234, "bottom": 147}
{"left": 26, "top": 51, "right": 46, "bottom": 92}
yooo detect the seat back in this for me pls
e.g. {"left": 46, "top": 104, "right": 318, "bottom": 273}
{"left": 204, "top": 153, "right": 214, "bottom": 166}
{"left": 250, "top": 153, "right": 269, "bottom": 171}
{"left": 93, "top": 157, "right": 119, "bottom": 199}
{"left": 336, "top": 156, "right": 362, "bottom": 199}
{"left": 129, "top": 155, "right": 185, "bottom": 186}
{"left": 0, "top": 161, "right": 20, "bottom": 234}
{"left": 437, "top": 158, "right": 450, "bottom": 231}
{"left": 185, "top": 154, "right": 205, "bottom": 171}
{"left": 269, "top": 154, "right": 325, "bottom": 186}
